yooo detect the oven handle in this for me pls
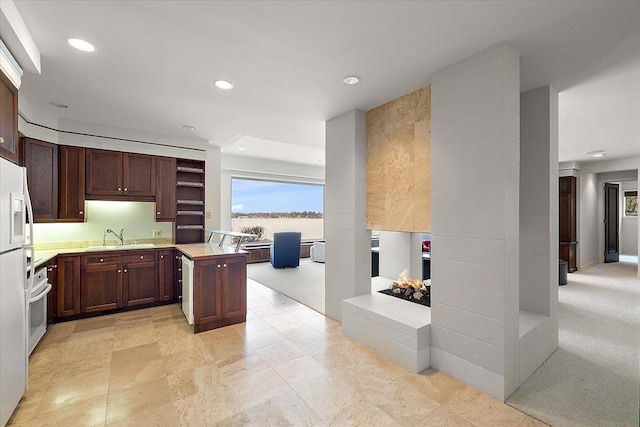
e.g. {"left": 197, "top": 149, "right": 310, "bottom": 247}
{"left": 29, "top": 283, "right": 52, "bottom": 303}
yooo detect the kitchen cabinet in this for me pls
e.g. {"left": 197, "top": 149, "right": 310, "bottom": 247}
{"left": 46, "top": 258, "right": 58, "bottom": 324}
{"left": 156, "top": 156, "right": 176, "bottom": 221}
{"left": 175, "top": 159, "right": 206, "bottom": 243}
{"left": 192, "top": 253, "right": 246, "bottom": 333}
{"left": 86, "top": 149, "right": 156, "bottom": 199}
{"left": 158, "top": 249, "right": 175, "bottom": 302}
{"left": 175, "top": 252, "right": 183, "bottom": 300}
{"left": 20, "top": 138, "right": 58, "bottom": 222}
{"left": 57, "top": 256, "right": 81, "bottom": 318}
{"left": 58, "top": 145, "right": 85, "bottom": 222}
{"left": 559, "top": 176, "right": 577, "bottom": 272}
{"left": 0, "top": 69, "right": 19, "bottom": 163}
{"left": 80, "top": 250, "right": 158, "bottom": 313}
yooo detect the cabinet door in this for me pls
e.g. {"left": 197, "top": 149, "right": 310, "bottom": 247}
{"left": 86, "top": 148, "right": 123, "bottom": 196}
{"left": 123, "top": 260, "right": 159, "bottom": 307}
{"left": 81, "top": 263, "right": 123, "bottom": 313}
{"left": 123, "top": 153, "right": 155, "bottom": 197}
{"left": 175, "top": 253, "right": 183, "bottom": 299}
{"left": 155, "top": 156, "right": 176, "bottom": 220}
{"left": 0, "top": 70, "right": 19, "bottom": 163}
{"left": 220, "top": 256, "right": 247, "bottom": 318}
{"left": 57, "top": 256, "right": 81, "bottom": 317}
{"left": 21, "top": 138, "right": 58, "bottom": 222}
{"left": 158, "top": 250, "right": 174, "bottom": 302}
{"left": 46, "top": 259, "right": 58, "bottom": 324}
{"left": 194, "top": 259, "right": 222, "bottom": 327}
{"left": 59, "top": 145, "right": 85, "bottom": 221}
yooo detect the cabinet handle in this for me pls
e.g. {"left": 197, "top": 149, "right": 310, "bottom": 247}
{"left": 48, "top": 267, "right": 53, "bottom": 272}
{"left": 178, "top": 279, "right": 182, "bottom": 283}
{"left": 99, "top": 258, "right": 104, "bottom": 262}
{"left": 160, "top": 255, "right": 164, "bottom": 259}
{"left": 0, "top": 137, "right": 4, "bottom": 143}
{"left": 79, "top": 210, "right": 83, "bottom": 215}
{"left": 217, "top": 264, "right": 221, "bottom": 268}
{"left": 54, "top": 264, "right": 58, "bottom": 268}
{"left": 223, "top": 263, "right": 227, "bottom": 268}
{"left": 157, "top": 211, "right": 160, "bottom": 215}
{"left": 140, "top": 256, "right": 144, "bottom": 259}
{"left": 118, "top": 269, "right": 121, "bottom": 273}
{"left": 178, "top": 268, "right": 182, "bottom": 272}
{"left": 124, "top": 269, "right": 128, "bottom": 273}
{"left": 118, "top": 187, "right": 122, "bottom": 191}
{"left": 124, "top": 188, "right": 128, "bottom": 192}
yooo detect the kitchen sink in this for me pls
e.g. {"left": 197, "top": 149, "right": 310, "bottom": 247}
{"left": 85, "top": 243, "right": 156, "bottom": 251}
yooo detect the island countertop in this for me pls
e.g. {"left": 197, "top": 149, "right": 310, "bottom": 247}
{"left": 175, "top": 243, "right": 248, "bottom": 260}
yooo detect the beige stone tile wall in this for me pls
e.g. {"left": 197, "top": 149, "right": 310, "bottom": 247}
{"left": 366, "top": 85, "right": 431, "bottom": 232}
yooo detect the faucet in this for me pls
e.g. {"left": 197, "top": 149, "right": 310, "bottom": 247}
{"left": 105, "top": 228, "right": 124, "bottom": 246}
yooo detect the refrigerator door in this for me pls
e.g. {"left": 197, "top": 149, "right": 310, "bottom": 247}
{"left": 0, "top": 249, "right": 28, "bottom": 426}
{"left": 0, "top": 157, "right": 26, "bottom": 253}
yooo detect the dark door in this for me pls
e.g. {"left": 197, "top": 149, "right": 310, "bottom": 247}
{"left": 604, "top": 183, "right": 619, "bottom": 263}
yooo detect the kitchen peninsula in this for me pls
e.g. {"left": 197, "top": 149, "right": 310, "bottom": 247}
{"left": 176, "top": 243, "right": 247, "bottom": 333}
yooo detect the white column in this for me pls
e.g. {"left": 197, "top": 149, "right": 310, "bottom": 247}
{"left": 325, "top": 110, "right": 370, "bottom": 320}
{"left": 205, "top": 146, "right": 222, "bottom": 231}
{"left": 430, "top": 42, "right": 520, "bottom": 401}
{"left": 379, "top": 231, "right": 423, "bottom": 280}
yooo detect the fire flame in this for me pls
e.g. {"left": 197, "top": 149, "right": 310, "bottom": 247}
{"left": 391, "top": 269, "right": 427, "bottom": 291}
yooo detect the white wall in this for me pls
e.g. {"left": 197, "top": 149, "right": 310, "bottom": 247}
{"left": 325, "top": 109, "right": 370, "bottom": 321}
{"left": 378, "top": 231, "right": 422, "bottom": 280}
{"left": 430, "top": 42, "right": 520, "bottom": 401}
{"left": 578, "top": 173, "right": 599, "bottom": 269}
{"left": 621, "top": 181, "right": 638, "bottom": 256}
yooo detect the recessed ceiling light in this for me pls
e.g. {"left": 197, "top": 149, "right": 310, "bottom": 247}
{"left": 237, "top": 147, "right": 245, "bottom": 151}
{"left": 585, "top": 150, "right": 605, "bottom": 157}
{"left": 343, "top": 75, "right": 360, "bottom": 85}
{"left": 182, "top": 125, "right": 196, "bottom": 130}
{"left": 68, "top": 38, "right": 95, "bottom": 52}
{"left": 48, "top": 101, "right": 68, "bottom": 108}
{"left": 214, "top": 80, "right": 234, "bottom": 90}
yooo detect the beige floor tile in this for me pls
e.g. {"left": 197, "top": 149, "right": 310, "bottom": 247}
{"left": 288, "top": 331, "right": 334, "bottom": 354}
{"left": 112, "top": 323, "right": 156, "bottom": 351}
{"left": 294, "top": 375, "right": 363, "bottom": 419}
{"left": 73, "top": 316, "right": 116, "bottom": 333}
{"left": 313, "top": 398, "right": 397, "bottom": 427}
{"left": 16, "top": 395, "right": 107, "bottom": 427}
{"left": 210, "top": 411, "right": 254, "bottom": 427}
{"left": 443, "top": 387, "right": 527, "bottom": 427}
{"left": 230, "top": 368, "right": 293, "bottom": 410}
{"left": 255, "top": 340, "right": 306, "bottom": 366}
{"left": 230, "top": 317, "right": 272, "bottom": 335}
{"left": 519, "top": 416, "right": 550, "bottom": 426}
{"left": 105, "top": 377, "right": 173, "bottom": 425}
{"left": 272, "top": 355, "right": 330, "bottom": 388}
{"left": 272, "top": 321, "right": 318, "bottom": 339}
{"left": 167, "top": 364, "right": 222, "bottom": 401}
{"left": 109, "top": 343, "right": 166, "bottom": 391}
{"left": 108, "top": 403, "right": 179, "bottom": 427}
{"left": 363, "top": 375, "right": 441, "bottom": 424}
{"left": 200, "top": 333, "right": 254, "bottom": 365}
{"left": 37, "top": 321, "right": 75, "bottom": 347}
{"left": 286, "top": 306, "right": 323, "bottom": 320}
{"left": 173, "top": 381, "right": 244, "bottom": 426}
{"left": 405, "top": 368, "right": 468, "bottom": 404}
{"left": 155, "top": 327, "right": 207, "bottom": 357}
{"left": 64, "top": 328, "right": 114, "bottom": 362}
{"left": 245, "top": 328, "right": 287, "bottom": 349}
{"left": 217, "top": 352, "right": 271, "bottom": 383}
{"left": 162, "top": 341, "right": 213, "bottom": 376}
{"left": 310, "top": 341, "right": 365, "bottom": 372}
{"left": 260, "top": 311, "right": 299, "bottom": 328}
{"left": 245, "top": 389, "right": 321, "bottom": 426}
{"left": 419, "top": 406, "right": 478, "bottom": 427}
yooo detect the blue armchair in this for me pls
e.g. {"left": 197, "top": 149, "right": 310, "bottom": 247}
{"left": 270, "top": 232, "right": 302, "bottom": 268}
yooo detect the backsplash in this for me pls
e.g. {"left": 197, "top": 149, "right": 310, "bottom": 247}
{"left": 33, "top": 201, "right": 174, "bottom": 248}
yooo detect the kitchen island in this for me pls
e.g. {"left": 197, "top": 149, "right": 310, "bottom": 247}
{"left": 176, "top": 243, "right": 248, "bottom": 333}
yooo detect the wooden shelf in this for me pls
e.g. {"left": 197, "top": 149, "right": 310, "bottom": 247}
{"left": 175, "top": 159, "right": 206, "bottom": 244}
{"left": 177, "top": 200, "right": 204, "bottom": 205}
{"left": 176, "top": 166, "right": 204, "bottom": 174}
{"left": 177, "top": 211, "right": 204, "bottom": 216}
{"left": 177, "top": 225, "right": 204, "bottom": 230}
{"left": 177, "top": 181, "right": 204, "bottom": 188}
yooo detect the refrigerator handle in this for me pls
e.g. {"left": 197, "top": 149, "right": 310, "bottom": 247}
{"left": 23, "top": 169, "right": 35, "bottom": 292}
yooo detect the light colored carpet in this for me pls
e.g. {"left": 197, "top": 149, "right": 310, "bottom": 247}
{"left": 507, "top": 262, "right": 640, "bottom": 427}
{"left": 247, "top": 259, "right": 325, "bottom": 314}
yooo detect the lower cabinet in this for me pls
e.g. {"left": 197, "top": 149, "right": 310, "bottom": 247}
{"left": 193, "top": 254, "right": 246, "bottom": 333}
{"left": 57, "top": 256, "right": 81, "bottom": 318}
{"left": 159, "top": 249, "right": 175, "bottom": 302}
{"left": 46, "top": 258, "right": 58, "bottom": 324}
{"left": 80, "top": 251, "right": 159, "bottom": 313}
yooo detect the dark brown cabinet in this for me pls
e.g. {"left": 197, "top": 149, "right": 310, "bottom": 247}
{"left": 86, "top": 149, "right": 155, "bottom": 199}
{"left": 58, "top": 145, "right": 85, "bottom": 221}
{"left": 20, "top": 138, "right": 58, "bottom": 222}
{"left": 159, "top": 249, "right": 175, "bottom": 302}
{"left": 46, "top": 258, "right": 58, "bottom": 324}
{"left": 80, "top": 250, "right": 158, "bottom": 313}
{"left": 57, "top": 256, "right": 81, "bottom": 318}
{"left": 559, "top": 176, "right": 577, "bottom": 272}
{"left": 156, "top": 156, "right": 176, "bottom": 221}
{"left": 175, "top": 159, "right": 206, "bottom": 243}
{"left": 192, "top": 254, "right": 246, "bottom": 333}
{"left": 0, "top": 70, "right": 19, "bottom": 163}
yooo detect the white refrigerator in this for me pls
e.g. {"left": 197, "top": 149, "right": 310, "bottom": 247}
{"left": 0, "top": 156, "right": 33, "bottom": 427}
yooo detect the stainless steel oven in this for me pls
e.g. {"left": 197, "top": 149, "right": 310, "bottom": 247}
{"left": 28, "top": 266, "right": 51, "bottom": 355}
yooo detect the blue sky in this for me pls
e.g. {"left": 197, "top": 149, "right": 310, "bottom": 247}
{"left": 231, "top": 178, "right": 323, "bottom": 213}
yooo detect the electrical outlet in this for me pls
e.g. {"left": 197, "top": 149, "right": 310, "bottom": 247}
{"left": 206, "top": 211, "right": 211, "bottom": 219}
{"left": 153, "top": 230, "right": 161, "bottom": 237}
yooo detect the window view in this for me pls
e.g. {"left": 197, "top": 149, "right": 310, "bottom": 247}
{"left": 231, "top": 178, "right": 323, "bottom": 242}
{"left": 624, "top": 191, "right": 638, "bottom": 216}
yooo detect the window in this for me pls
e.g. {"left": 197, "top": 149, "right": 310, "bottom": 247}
{"left": 231, "top": 178, "right": 323, "bottom": 241}
{"left": 624, "top": 191, "right": 638, "bottom": 217}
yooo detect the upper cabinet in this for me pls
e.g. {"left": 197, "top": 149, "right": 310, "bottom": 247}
{"left": 86, "top": 149, "right": 155, "bottom": 200}
{"left": 156, "top": 156, "right": 176, "bottom": 221}
{"left": 20, "top": 138, "right": 58, "bottom": 222}
{"left": 58, "top": 145, "right": 85, "bottom": 222}
{"left": 0, "top": 70, "right": 19, "bottom": 163}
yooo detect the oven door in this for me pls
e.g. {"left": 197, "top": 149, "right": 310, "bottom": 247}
{"left": 28, "top": 280, "right": 52, "bottom": 355}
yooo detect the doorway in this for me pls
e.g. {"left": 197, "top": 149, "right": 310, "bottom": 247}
{"left": 604, "top": 182, "right": 619, "bottom": 263}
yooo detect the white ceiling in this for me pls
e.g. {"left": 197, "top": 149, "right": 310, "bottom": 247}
{"left": 8, "top": 1, "right": 640, "bottom": 166}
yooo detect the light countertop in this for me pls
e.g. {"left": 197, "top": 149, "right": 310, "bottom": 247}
{"left": 176, "top": 243, "right": 248, "bottom": 260}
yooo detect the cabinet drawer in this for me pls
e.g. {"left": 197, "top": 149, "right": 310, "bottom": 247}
{"left": 83, "top": 251, "right": 158, "bottom": 265}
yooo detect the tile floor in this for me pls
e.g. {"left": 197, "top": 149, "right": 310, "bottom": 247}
{"left": 8, "top": 279, "right": 547, "bottom": 426}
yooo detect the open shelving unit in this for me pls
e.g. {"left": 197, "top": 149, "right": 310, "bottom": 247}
{"left": 175, "top": 159, "right": 205, "bottom": 243}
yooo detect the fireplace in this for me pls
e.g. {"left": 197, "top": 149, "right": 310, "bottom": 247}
{"left": 378, "top": 269, "right": 431, "bottom": 306}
